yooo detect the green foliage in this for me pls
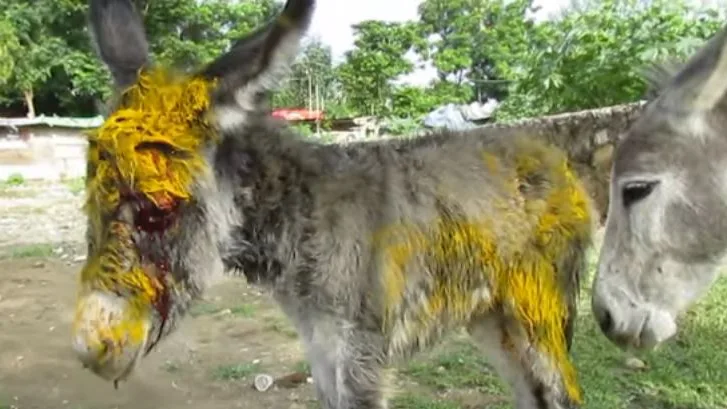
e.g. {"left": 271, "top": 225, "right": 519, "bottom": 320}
{"left": 494, "top": 0, "right": 723, "bottom": 120}
{"left": 0, "top": 18, "right": 19, "bottom": 85}
{"left": 0, "top": 0, "right": 278, "bottom": 116}
{"left": 0, "top": 0, "right": 71, "bottom": 115}
{"left": 272, "top": 38, "right": 337, "bottom": 110}
{"left": 385, "top": 116, "right": 426, "bottom": 137}
{"left": 289, "top": 123, "right": 315, "bottom": 138}
{"left": 2, "top": 0, "right": 725, "bottom": 127}
{"left": 0, "top": 243, "right": 55, "bottom": 259}
{"left": 417, "top": 0, "right": 538, "bottom": 100}
{"left": 3, "top": 173, "right": 25, "bottom": 186}
{"left": 390, "top": 86, "right": 440, "bottom": 118}
{"left": 337, "top": 20, "right": 423, "bottom": 116}
{"left": 143, "top": 0, "right": 279, "bottom": 69}
{"left": 212, "top": 362, "right": 261, "bottom": 381}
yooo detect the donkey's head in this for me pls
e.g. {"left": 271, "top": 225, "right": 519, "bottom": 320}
{"left": 71, "top": 0, "right": 315, "bottom": 384}
{"left": 592, "top": 25, "right": 727, "bottom": 351}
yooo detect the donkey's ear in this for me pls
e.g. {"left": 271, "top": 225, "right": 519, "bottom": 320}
{"left": 640, "top": 59, "right": 684, "bottom": 100}
{"left": 199, "top": 0, "right": 316, "bottom": 130}
{"left": 88, "top": 0, "right": 150, "bottom": 89}
{"left": 657, "top": 25, "right": 727, "bottom": 112}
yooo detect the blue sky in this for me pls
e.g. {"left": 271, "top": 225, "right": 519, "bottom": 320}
{"left": 306, "top": 0, "right": 571, "bottom": 85}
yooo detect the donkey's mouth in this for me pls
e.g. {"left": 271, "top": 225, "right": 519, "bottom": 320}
{"left": 72, "top": 289, "right": 153, "bottom": 385}
{"left": 635, "top": 309, "right": 678, "bottom": 350}
{"left": 126, "top": 194, "right": 181, "bottom": 357}
{"left": 127, "top": 192, "right": 181, "bottom": 234}
{"left": 73, "top": 195, "right": 182, "bottom": 386}
{"left": 73, "top": 263, "right": 174, "bottom": 387}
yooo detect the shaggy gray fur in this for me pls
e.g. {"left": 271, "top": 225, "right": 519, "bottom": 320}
{"left": 73, "top": 1, "right": 598, "bottom": 408}
{"left": 592, "top": 25, "right": 727, "bottom": 351}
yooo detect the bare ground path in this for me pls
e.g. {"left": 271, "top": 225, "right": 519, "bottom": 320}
{"left": 1, "top": 180, "right": 725, "bottom": 409}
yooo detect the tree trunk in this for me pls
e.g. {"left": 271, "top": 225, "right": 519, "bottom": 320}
{"left": 23, "top": 89, "right": 35, "bottom": 118}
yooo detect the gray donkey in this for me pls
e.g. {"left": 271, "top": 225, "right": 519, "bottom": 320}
{"left": 71, "top": 0, "right": 596, "bottom": 408}
{"left": 592, "top": 24, "right": 727, "bottom": 352}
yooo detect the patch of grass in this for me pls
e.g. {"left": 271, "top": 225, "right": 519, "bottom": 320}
{"left": 391, "top": 393, "right": 461, "bottom": 409}
{"left": 212, "top": 362, "right": 260, "bottom": 381}
{"left": 570, "top": 276, "right": 727, "bottom": 409}
{"left": 390, "top": 274, "right": 727, "bottom": 409}
{"left": 161, "top": 360, "right": 182, "bottom": 373}
{"left": 190, "top": 302, "right": 259, "bottom": 319}
{"left": 64, "top": 177, "right": 86, "bottom": 195}
{"left": 230, "top": 303, "right": 257, "bottom": 318}
{"left": 265, "top": 316, "right": 299, "bottom": 339}
{"left": 0, "top": 187, "right": 36, "bottom": 198}
{"left": 294, "top": 359, "right": 311, "bottom": 373}
{"left": 402, "top": 340, "right": 505, "bottom": 396}
{"left": 0, "top": 243, "right": 55, "bottom": 259}
{"left": 3, "top": 172, "right": 25, "bottom": 186}
{"left": 188, "top": 302, "right": 222, "bottom": 317}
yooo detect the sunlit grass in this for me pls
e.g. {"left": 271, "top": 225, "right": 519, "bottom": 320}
{"left": 390, "top": 262, "right": 727, "bottom": 409}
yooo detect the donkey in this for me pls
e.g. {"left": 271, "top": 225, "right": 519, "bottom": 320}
{"left": 71, "top": 0, "right": 596, "bottom": 408}
{"left": 591, "top": 24, "right": 727, "bottom": 351}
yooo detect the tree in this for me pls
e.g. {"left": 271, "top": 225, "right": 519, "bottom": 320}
{"left": 1, "top": 0, "right": 72, "bottom": 117}
{"left": 0, "top": 0, "right": 279, "bottom": 117}
{"left": 494, "top": 0, "right": 723, "bottom": 120}
{"left": 272, "top": 38, "right": 337, "bottom": 111}
{"left": 0, "top": 18, "right": 19, "bottom": 86}
{"left": 337, "top": 20, "right": 423, "bottom": 116}
{"left": 142, "top": 0, "right": 279, "bottom": 70}
{"left": 416, "top": 0, "right": 539, "bottom": 102}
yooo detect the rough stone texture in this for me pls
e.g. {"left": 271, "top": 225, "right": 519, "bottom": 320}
{"left": 485, "top": 101, "right": 647, "bottom": 223}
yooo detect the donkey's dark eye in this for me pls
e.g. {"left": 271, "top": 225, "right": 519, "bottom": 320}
{"left": 622, "top": 181, "right": 658, "bottom": 208}
{"left": 135, "top": 141, "right": 178, "bottom": 156}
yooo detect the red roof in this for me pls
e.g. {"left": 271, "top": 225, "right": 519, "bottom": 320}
{"left": 272, "top": 109, "right": 324, "bottom": 121}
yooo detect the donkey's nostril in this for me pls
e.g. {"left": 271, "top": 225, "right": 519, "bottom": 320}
{"left": 597, "top": 309, "right": 614, "bottom": 335}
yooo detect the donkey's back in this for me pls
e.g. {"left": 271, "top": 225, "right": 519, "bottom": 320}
{"left": 285, "top": 128, "right": 595, "bottom": 407}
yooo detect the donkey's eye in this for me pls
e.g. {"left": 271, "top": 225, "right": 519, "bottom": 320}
{"left": 135, "top": 141, "right": 178, "bottom": 156}
{"left": 622, "top": 181, "right": 658, "bottom": 208}
{"left": 98, "top": 150, "right": 112, "bottom": 161}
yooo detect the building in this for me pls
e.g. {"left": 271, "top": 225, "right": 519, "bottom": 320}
{"left": 0, "top": 115, "right": 102, "bottom": 182}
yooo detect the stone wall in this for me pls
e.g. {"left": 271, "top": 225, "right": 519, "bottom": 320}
{"left": 0, "top": 127, "right": 88, "bottom": 182}
{"left": 484, "top": 101, "right": 647, "bottom": 224}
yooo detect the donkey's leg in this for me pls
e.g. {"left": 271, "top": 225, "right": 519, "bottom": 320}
{"left": 337, "top": 330, "right": 391, "bottom": 409}
{"left": 301, "top": 321, "right": 340, "bottom": 409}
{"left": 301, "top": 319, "right": 390, "bottom": 409}
{"left": 466, "top": 313, "right": 578, "bottom": 409}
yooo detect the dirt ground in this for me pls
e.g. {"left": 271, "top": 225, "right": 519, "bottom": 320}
{"left": 2, "top": 181, "right": 727, "bottom": 409}
{"left": 0, "top": 256, "right": 318, "bottom": 409}
{"left": 0, "top": 181, "right": 320, "bottom": 409}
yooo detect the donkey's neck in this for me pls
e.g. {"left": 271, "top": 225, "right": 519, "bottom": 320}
{"left": 213, "top": 120, "right": 328, "bottom": 288}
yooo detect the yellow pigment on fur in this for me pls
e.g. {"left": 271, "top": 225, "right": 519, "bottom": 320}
{"left": 73, "top": 222, "right": 161, "bottom": 353}
{"left": 72, "top": 290, "right": 150, "bottom": 360}
{"left": 84, "top": 68, "right": 217, "bottom": 217}
{"left": 75, "top": 68, "right": 216, "bottom": 361}
{"left": 77, "top": 68, "right": 216, "bottom": 333}
{"left": 376, "top": 145, "right": 591, "bottom": 404}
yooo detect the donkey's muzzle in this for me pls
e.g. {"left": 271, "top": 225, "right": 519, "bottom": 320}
{"left": 72, "top": 291, "right": 150, "bottom": 383}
